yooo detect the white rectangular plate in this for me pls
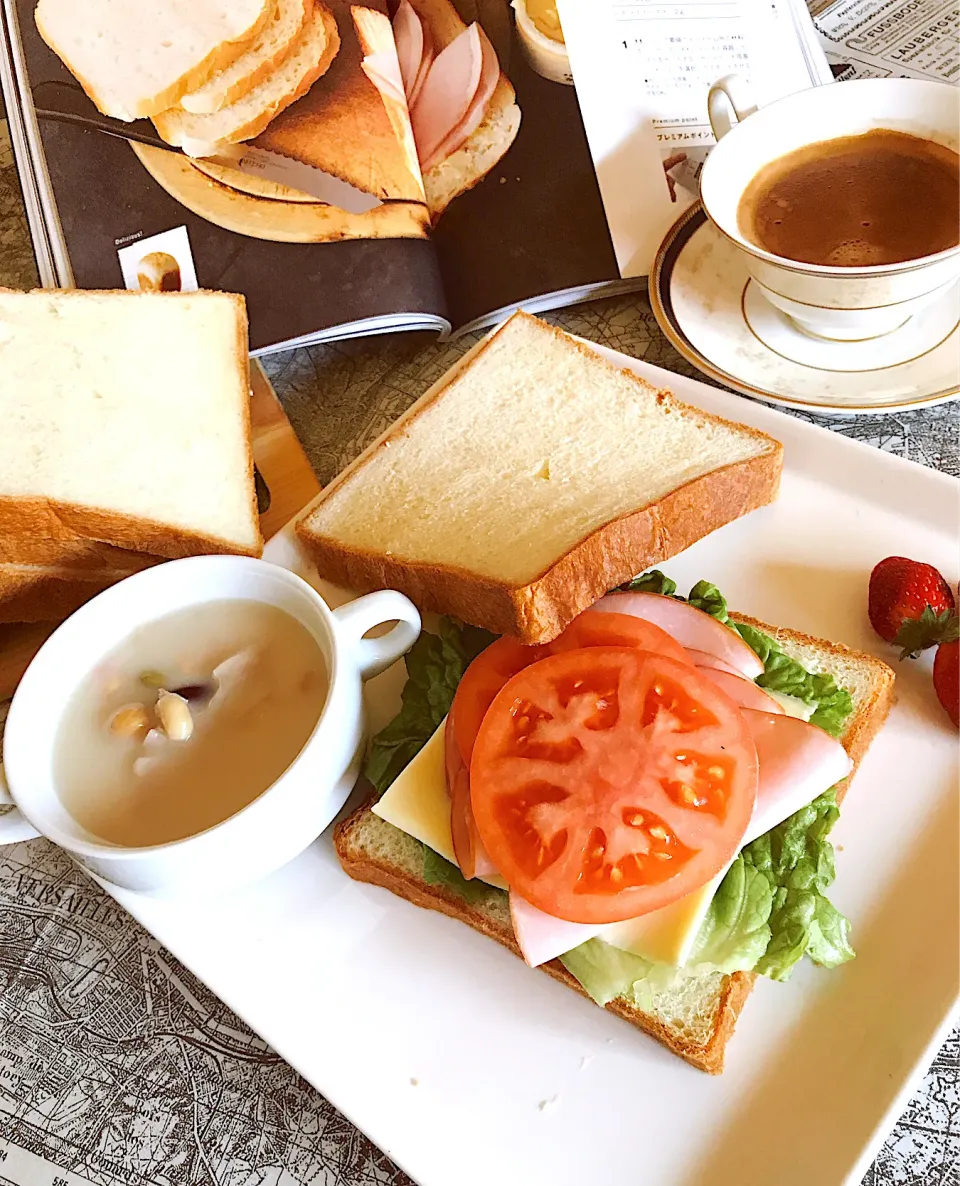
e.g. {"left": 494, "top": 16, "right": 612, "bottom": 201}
{"left": 95, "top": 346, "right": 959, "bottom": 1186}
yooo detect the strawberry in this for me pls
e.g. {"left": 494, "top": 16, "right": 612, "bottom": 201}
{"left": 868, "top": 556, "right": 957, "bottom": 658}
{"left": 933, "top": 639, "right": 959, "bottom": 727}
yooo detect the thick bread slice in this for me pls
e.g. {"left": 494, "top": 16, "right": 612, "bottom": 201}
{"left": 297, "top": 312, "right": 784, "bottom": 644}
{"left": 154, "top": 2, "right": 340, "bottom": 156}
{"left": 0, "top": 290, "right": 262, "bottom": 560}
{"left": 0, "top": 560, "right": 154, "bottom": 624}
{"left": 35, "top": 0, "right": 273, "bottom": 122}
{"left": 180, "top": 0, "right": 311, "bottom": 113}
{"left": 334, "top": 623, "right": 895, "bottom": 1073}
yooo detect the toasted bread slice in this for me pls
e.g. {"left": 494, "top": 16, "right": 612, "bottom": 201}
{"left": 0, "top": 535, "right": 154, "bottom": 570}
{"left": 180, "top": 0, "right": 312, "bottom": 114}
{"left": 334, "top": 621, "right": 895, "bottom": 1073}
{"left": 35, "top": 0, "right": 273, "bottom": 121}
{"left": 0, "top": 289, "right": 261, "bottom": 560}
{"left": 297, "top": 313, "right": 784, "bottom": 644}
{"left": 154, "top": 1, "right": 340, "bottom": 156}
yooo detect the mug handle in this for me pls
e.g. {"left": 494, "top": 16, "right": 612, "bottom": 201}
{"left": 0, "top": 763, "right": 41, "bottom": 843}
{"left": 333, "top": 590, "right": 421, "bottom": 680}
{"left": 708, "top": 74, "right": 758, "bottom": 141}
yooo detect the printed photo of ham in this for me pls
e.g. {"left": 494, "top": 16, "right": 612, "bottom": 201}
{"left": 388, "top": 0, "right": 521, "bottom": 221}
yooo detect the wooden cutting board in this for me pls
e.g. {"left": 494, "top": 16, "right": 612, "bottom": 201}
{"left": 0, "top": 362, "right": 320, "bottom": 703}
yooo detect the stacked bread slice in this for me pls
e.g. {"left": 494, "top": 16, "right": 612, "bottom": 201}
{"left": 0, "top": 289, "right": 263, "bottom": 624}
{"left": 35, "top": 0, "right": 340, "bottom": 159}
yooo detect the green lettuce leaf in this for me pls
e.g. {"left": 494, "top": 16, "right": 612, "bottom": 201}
{"left": 682, "top": 581, "right": 853, "bottom": 739}
{"left": 560, "top": 939, "right": 654, "bottom": 1006}
{"left": 621, "top": 569, "right": 678, "bottom": 597}
{"left": 686, "top": 857, "right": 773, "bottom": 972}
{"left": 364, "top": 618, "right": 495, "bottom": 796}
{"left": 422, "top": 847, "right": 494, "bottom": 905}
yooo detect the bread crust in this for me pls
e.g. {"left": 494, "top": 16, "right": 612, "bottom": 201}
{"left": 0, "top": 561, "right": 156, "bottom": 623}
{"left": 298, "top": 313, "right": 783, "bottom": 643}
{"left": 154, "top": 2, "right": 341, "bottom": 152}
{"left": 334, "top": 800, "right": 755, "bottom": 1073}
{"left": 332, "top": 613, "right": 895, "bottom": 1072}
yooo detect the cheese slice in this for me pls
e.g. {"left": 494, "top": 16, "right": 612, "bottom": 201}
{"left": 372, "top": 691, "right": 828, "bottom": 967}
{"left": 372, "top": 720, "right": 507, "bottom": 890}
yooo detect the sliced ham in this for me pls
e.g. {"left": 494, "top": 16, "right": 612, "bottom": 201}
{"left": 511, "top": 891, "right": 601, "bottom": 967}
{"left": 360, "top": 51, "right": 407, "bottom": 107}
{"left": 686, "top": 648, "right": 741, "bottom": 675}
{"left": 392, "top": 0, "right": 423, "bottom": 101}
{"left": 409, "top": 23, "right": 434, "bottom": 108}
{"left": 698, "top": 668, "right": 785, "bottom": 715}
{"left": 588, "top": 593, "right": 764, "bottom": 680}
{"left": 507, "top": 710, "right": 852, "bottom": 967}
{"left": 740, "top": 710, "right": 852, "bottom": 844}
{"left": 410, "top": 23, "right": 484, "bottom": 169}
{"left": 419, "top": 24, "right": 500, "bottom": 172}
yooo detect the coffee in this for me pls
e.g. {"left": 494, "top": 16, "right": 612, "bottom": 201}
{"left": 737, "top": 129, "right": 960, "bottom": 267}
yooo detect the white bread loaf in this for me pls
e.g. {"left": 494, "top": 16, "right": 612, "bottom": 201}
{"left": 154, "top": 1, "right": 339, "bottom": 156}
{"left": 34, "top": 0, "right": 274, "bottom": 121}
{"left": 180, "top": 0, "right": 311, "bottom": 113}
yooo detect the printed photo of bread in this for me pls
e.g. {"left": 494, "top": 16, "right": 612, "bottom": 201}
{"left": 390, "top": 0, "right": 521, "bottom": 222}
{"left": 135, "top": 252, "right": 182, "bottom": 292}
{"left": 37, "top": 0, "right": 431, "bottom": 243}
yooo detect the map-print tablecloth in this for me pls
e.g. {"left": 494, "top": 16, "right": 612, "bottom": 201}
{"left": 0, "top": 122, "right": 957, "bottom": 1186}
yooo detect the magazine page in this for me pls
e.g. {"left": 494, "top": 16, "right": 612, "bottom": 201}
{"left": 1, "top": 0, "right": 449, "bottom": 353}
{"left": 554, "top": 0, "right": 832, "bottom": 279}
{"left": 393, "top": 0, "right": 625, "bottom": 332}
{"left": 807, "top": 0, "right": 958, "bottom": 82}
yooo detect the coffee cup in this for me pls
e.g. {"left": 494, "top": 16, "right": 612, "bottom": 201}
{"left": 700, "top": 76, "right": 960, "bottom": 341}
{"left": 0, "top": 556, "right": 420, "bottom": 896}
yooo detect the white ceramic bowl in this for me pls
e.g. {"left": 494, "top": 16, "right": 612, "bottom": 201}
{"left": 700, "top": 76, "right": 960, "bottom": 341}
{"left": 0, "top": 556, "right": 420, "bottom": 896}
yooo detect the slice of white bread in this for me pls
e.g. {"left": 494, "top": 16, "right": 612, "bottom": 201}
{"left": 335, "top": 620, "right": 896, "bottom": 1073}
{"left": 180, "top": 0, "right": 311, "bottom": 113}
{"left": 154, "top": 1, "right": 340, "bottom": 157}
{"left": 35, "top": 0, "right": 273, "bottom": 122}
{"left": 0, "top": 290, "right": 262, "bottom": 560}
{"left": 404, "top": 0, "right": 520, "bottom": 221}
{"left": 296, "top": 313, "right": 784, "bottom": 644}
{"left": 0, "top": 560, "right": 155, "bottom": 624}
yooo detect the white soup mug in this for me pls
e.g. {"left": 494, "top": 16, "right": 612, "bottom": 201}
{"left": 0, "top": 556, "right": 420, "bottom": 896}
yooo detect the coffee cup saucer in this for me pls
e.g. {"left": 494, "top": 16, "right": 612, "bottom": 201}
{"left": 651, "top": 203, "right": 960, "bottom": 416}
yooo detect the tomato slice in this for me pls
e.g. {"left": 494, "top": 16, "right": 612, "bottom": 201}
{"left": 469, "top": 648, "right": 758, "bottom": 924}
{"left": 445, "top": 707, "right": 492, "bottom": 880}
{"left": 451, "top": 612, "right": 690, "bottom": 764}
{"left": 549, "top": 612, "right": 693, "bottom": 666}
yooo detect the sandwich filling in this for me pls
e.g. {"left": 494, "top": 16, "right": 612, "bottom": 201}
{"left": 367, "top": 573, "right": 857, "bottom": 1009}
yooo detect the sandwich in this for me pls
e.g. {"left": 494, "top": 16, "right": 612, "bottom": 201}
{"left": 292, "top": 313, "right": 896, "bottom": 1071}
{"left": 0, "top": 289, "right": 262, "bottom": 621}
{"left": 389, "top": 0, "right": 521, "bottom": 220}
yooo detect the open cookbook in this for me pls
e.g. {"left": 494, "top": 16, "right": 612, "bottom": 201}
{"left": 0, "top": 0, "right": 831, "bottom": 353}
